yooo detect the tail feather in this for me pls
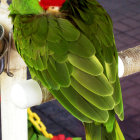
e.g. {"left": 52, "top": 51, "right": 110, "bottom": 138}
{"left": 84, "top": 121, "right": 125, "bottom": 140}
{"left": 104, "top": 111, "right": 115, "bottom": 133}
{"left": 84, "top": 122, "right": 101, "bottom": 140}
{"left": 115, "top": 121, "right": 125, "bottom": 140}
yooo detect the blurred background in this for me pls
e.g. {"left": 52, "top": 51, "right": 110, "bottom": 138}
{"left": 1, "top": 0, "right": 140, "bottom": 140}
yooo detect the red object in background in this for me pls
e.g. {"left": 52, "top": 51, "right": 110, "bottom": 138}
{"left": 66, "top": 137, "right": 72, "bottom": 140}
{"left": 58, "top": 134, "right": 65, "bottom": 140}
{"left": 51, "top": 134, "right": 72, "bottom": 140}
{"left": 51, "top": 136, "right": 59, "bottom": 140}
{"left": 39, "top": 0, "right": 66, "bottom": 10}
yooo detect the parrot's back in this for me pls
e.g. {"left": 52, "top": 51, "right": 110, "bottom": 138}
{"left": 11, "top": 0, "right": 124, "bottom": 139}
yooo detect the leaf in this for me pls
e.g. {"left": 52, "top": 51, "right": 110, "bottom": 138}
{"left": 28, "top": 127, "right": 34, "bottom": 140}
{"left": 38, "top": 135, "right": 50, "bottom": 140}
{"left": 72, "top": 138, "right": 82, "bottom": 140}
{"left": 30, "top": 134, "right": 38, "bottom": 140}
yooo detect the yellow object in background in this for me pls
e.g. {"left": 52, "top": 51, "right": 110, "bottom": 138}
{"left": 28, "top": 108, "right": 53, "bottom": 139}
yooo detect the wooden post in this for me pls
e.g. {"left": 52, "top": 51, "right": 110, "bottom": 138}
{"left": 0, "top": 1, "right": 28, "bottom": 140}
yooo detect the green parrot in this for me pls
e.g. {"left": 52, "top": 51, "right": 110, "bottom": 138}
{"left": 9, "top": 0, "right": 125, "bottom": 139}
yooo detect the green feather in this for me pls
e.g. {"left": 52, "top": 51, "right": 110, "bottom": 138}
{"left": 71, "top": 77, "right": 115, "bottom": 110}
{"left": 104, "top": 111, "right": 115, "bottom": 133}
{"left": 68, "top": 53, "right": 103, "bottom": 76}
{"left": 47, "top": 58, "right": 70, "bottom": 87}
{"left": 57, "top": 18, "right": 80, "bottom": 41}
{"left": 50, "top": 90, "right": 93, "bottom": 123}
{"left": 112, "top": 76, "right": 122, "bottom": 105}
{"left": 84, "top": 122, "right": 101, "bottom": 140}
{"left": 60, "top": 86, "right": 109, "bottom": 122}
{"left": 114, "top": 99, "right": 124, "bottom": 116}
{"left": 72, "top": 67, "right": 113, "bottom": 96}
{"left": 47, "top": 17, "right": 61, "bottom": 43}
{"left": 30, "top": 134, "right": 38, "bottom": 140}
{"left": 41, "top": 70, "right": 60, "bottom": 90}
{"left": 69, "top": 34, "right": 96, "bottom": 58}
{"left": 118, "top": 112, "right": 124, "bottom": 121}
{"left": 105, "top": 56, "right": 117, "bottom": 83}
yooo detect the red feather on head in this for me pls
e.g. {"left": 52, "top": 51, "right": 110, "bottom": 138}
{"left": 39, "top": 0, "right": 66, "bottom": 10}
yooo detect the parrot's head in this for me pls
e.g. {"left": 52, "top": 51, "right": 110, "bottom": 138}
{"left": 39, "top": 0, "right": 66, "bottom": 13}
{"left": 10, "top": 0, "right": 66, "bottom": 15}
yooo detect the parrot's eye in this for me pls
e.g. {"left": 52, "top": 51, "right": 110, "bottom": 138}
{"left": 48, "top": 6, "right": 60, "bottom": 12}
